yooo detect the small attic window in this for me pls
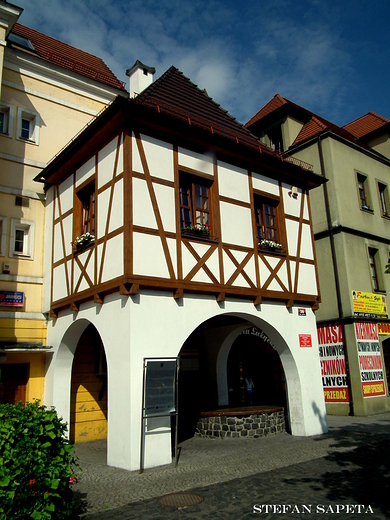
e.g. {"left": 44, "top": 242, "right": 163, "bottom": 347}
{"left": 143, "top": 68, "right": 148, "bottom": 76}
{"left": 8, "top": 33, "right": 36, "bottom": 52}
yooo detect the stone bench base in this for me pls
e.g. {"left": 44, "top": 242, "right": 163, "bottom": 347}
{"left": 195, "top": 406, "right": 285, "bottom": 439}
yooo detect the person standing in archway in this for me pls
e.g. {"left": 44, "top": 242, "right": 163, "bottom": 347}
{"left": 245, "top": 376, "right": 255, "bottom": 405}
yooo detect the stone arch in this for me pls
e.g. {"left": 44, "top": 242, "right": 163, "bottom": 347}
{"left": 51, "top": 319, "right": 108, "bottom": 440}
{"left": 216, "top": 312, "right": 303, "bottom": 435}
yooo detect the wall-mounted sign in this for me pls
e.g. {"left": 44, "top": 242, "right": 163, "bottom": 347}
{"left": 144, "top": 360, "right": 177, "bottom": 417}
{"left": 354, "top": 322, "right": 385, "bottom": 398}
{"left": 0, "top": 291, "right": 24, "bottom": 307}
{"left": 299, "top": 334, "right": 312, "bottom": 347}
{"left": 298, "top": 308, "right": 306, "bottom": 316}
{"left": 378, "top": 323, "right": 390, "bottom": 335}
{"left": 317, "top": 324, "right": 349, "bottom": 403}
{"left": 352, "top": 291, "right": 388, "bottom": 319}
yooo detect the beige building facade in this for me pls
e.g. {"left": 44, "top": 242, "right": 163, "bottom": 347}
{"left": 246, "top": 96, "right": 390, "bottom": 416}
{"left": 0, "top": 1, "right": 126, "bottom": 405}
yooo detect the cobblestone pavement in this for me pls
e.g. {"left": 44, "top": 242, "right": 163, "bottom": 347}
{"left": 72, "top": 413, "right": 390, "bottom": 519}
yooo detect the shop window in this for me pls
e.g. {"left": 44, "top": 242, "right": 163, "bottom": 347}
{"left": 368, "top": 248, "right": 382, "bottom": 291}
{"left": 254, "top": 195, "right": 280, "bottom": 244}
{"left": 357, "top": 173, "right": 372, "bottom": 211}
{"left": 378, "top": 182, "right": 389, "bottom": 217}
{"left": 10, "top": 218, "right": 35, "bottom": 259}
{"left": 179, "top": 173, "right": 212, "bottom": 234}
{"left": 16, "top": 107, "right": 40, "bottom": 144}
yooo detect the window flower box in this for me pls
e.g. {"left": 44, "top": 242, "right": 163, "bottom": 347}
{"left": 181, "top": 223, "right": 211, "bottom": 239}
{"left": 71, "top": 232, "right": 95, "bottom": 253}
{"left": 257, "top": 239, "right": 283, "bottom": 254}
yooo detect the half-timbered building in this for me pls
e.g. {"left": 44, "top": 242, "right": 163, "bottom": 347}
{"left": 37, "top": 63, "right": 327, "bottom": 470}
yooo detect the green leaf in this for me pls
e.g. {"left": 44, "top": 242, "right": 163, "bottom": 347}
{"left": 41, "top": 442, "right": 51, "bottom": 449}
{"left": 50, "top": 479, "right": 60, "bottom": 490}
{"left": 46, "top": 431, "right": 56, "bottom": 440}
{"left": 31, "top": 511, "right": 43, "bottom": 520}
{"left": 0, "top": 477, "right": 10, "bottom": 487}
{"left": 45, "top": 503, "right": 55, "bottom": 512}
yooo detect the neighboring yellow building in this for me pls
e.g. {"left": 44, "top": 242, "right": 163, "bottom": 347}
{"left": 0, "top": 1, "right": 127, "bottom": 405}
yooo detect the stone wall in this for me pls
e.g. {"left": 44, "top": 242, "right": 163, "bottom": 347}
{"left": 195, "top": 410, "right": 285, "bottom": 439}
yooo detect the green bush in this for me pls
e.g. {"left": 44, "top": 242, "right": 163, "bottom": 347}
{"left": 0, "top": 401, "right": 78, "bottom": 520}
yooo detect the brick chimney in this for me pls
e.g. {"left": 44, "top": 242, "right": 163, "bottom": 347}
{"left": 126, "top": 60, "right": 155, "bottom": 98}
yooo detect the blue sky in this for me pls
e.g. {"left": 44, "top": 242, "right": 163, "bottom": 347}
{"left": 13, "top": 0, "right": 390, "bottom": 127}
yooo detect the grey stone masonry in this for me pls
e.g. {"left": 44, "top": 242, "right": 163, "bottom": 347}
{"left": 195, "top": 410, "right": 285, "bottom": 439}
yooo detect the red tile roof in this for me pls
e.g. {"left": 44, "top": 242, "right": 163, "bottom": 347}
{"left": 245, "top": 94, "right": 287, "bottom": 128}
{"left": 134, "top": 66, "right": 269, "bottom": 153}
{"left": 343, "top": 112, "right": 390, "bottom": 139}
{"left": 246, "top": 94, "right": 369, "bottom": 150}
{"left": 11, "top": 23, "right": 126, "bottom": 91}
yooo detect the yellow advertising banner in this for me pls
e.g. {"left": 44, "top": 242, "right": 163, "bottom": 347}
{"left": 351, "top": 291, "right": 388, "bottom": 319}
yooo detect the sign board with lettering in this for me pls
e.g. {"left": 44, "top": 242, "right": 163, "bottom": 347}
{"left": 299, "top": 334, "right": 312, "bottom": 347}
{"left": 0, "top": 291, "right": 24, "bottom": 307}
{"left": 354, "top": 322, "right": 385, "bottom": 398}
{"left": 317, "top": 324, "right": 349, "bottom": 403}
{"left": 378, "top": 323, "right": 390, "bottom": 335}
{"left": 352, "top": 291, "right": 388, "bottom": 319}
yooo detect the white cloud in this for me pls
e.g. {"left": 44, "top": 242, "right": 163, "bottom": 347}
{"left": 13, "top": 0, "right": 381, "bottom": 125}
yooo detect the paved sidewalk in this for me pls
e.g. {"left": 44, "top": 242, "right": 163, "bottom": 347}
{"left": 72, "top": 413, "right": 390, "bottom": 518}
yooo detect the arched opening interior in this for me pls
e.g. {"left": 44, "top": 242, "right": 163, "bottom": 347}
{"left": 70, "top": 324, "right": 107, "bottom": 443}
{"left": 177, "top": 314, "right": 288, "bottom": 443}
{"left": 227, "top": 329, "right": 287, "bottom": 409}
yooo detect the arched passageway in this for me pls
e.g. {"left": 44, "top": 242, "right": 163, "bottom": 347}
{"left": 70, "top": 324, "right": 108, "bottom": 443}
{"left": 177, "top": 315, "right": 289, "bottom": 442}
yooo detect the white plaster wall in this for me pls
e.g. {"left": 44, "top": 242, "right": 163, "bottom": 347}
{"left": 133, "top": 233, "right": 172, "bottom": 278}
{"left": 97, "top": 234, "right": 124, "bottom": 283}
{"left": 297, "top": 263, "right": 318, "bottom": 295}
{"left": 252, "top": 171, "right": 279, "bottom": 196}
{"left": 58, "top": 174, "right": 74, "bottom": 215}
{"left": 52, "top": 264, "right": 68, "bottom": 301}
{"left": 286, "top": 219, "right": 299, "bottom": 257}
{"left": 178, "top": 148, "right": 214, "bottom": 175}
{"left": 300, "top": 224, "right": 314, "bottom": 260}
{"left": 140, "top": 134, "right": 174, "bottom": 182}
{"left": 283, "top": 184, "right": 301, "bottom": 217}
{"left": 154, "top": 183, "right": 176, "bottom": 233}
{"left": 220, "top": 202, "right": 253, "bottom": 247}
{"left": 76, "top": 156, "right": 95, "bottom": 188}
{"left": 98, "top": 136, "right": 119, "bottom": 188}
{"left": 46, "top": 291, "right": 327, "bottom": 472}
{"left": 133, "top": 178, "right": 157, "bottom": 229}
{"left": 218, "top": 161, "right": 249, "bottom": 202}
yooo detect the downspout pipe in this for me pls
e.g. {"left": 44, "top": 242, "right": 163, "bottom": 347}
{"left": 317, "top": 135, "right": 354, "bottom": 415}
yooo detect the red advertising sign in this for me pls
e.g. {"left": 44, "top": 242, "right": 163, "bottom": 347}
{"left": 378, "top": 322, "right": 390, "bottom": 335}
{"left": 354, "top": 322, "right": 385, "bottom": 398}
{"left": 317, "top": 324, "right": 349, "bottom": 403}
{"left": 299, "top": 334, "right": 312, "bottom": 347}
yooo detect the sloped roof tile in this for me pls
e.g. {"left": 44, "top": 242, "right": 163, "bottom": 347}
{"left": 134, "top": 66, "right": 268, "bottom": 152}
{"left": 10, "top": 23, "right": 126, "bottom": 91}
{"left": 343, "top": 112, "right": 390, "bottom": 139}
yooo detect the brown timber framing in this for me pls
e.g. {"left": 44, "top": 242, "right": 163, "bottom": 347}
{"left": 134, "top": 131, "right": 176, "bottom": 281}
{"left": 48, "top": 113, "right": 322, "bottom": 314}
{"left": 98, "top": 133, "right": 121, "bottom": 285}
{"left": 124, "top": 128, "right": 133, "bottom": 276}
